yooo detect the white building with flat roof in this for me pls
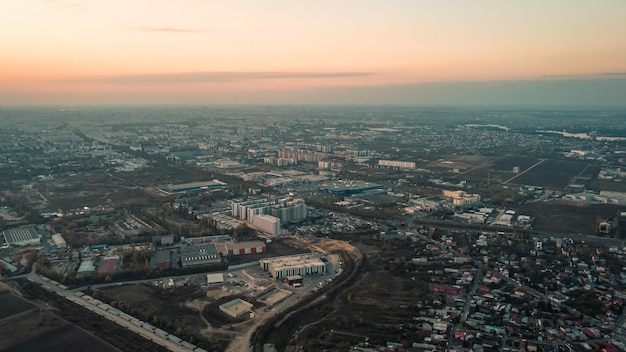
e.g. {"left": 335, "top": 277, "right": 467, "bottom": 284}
{"left": 51, "top": 234, "right": 67, "bottom": 249}
{"left": 259, "top": 253, "right": 327, "bottom": 279}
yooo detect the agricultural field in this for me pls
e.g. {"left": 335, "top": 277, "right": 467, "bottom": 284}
{"left": 490, "top": 155, "right": 542, "bottom": 172}
{"left": 505, "top": 159, "right": 591, "bottom": 189}
{"left": 3, "top": 323, "right": 120, "bottom": 352}
{"left": 0, "top": 290, "right": 36, "bottom": 319}
{"left": 0, "top": 289, "right": 120, "bottom": 352}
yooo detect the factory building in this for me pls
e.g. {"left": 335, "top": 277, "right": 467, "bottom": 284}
{"left": 179, "top": 244, "right": 221, "bottom": 268}
{"left": 259, "top": 253, "right": 328, "bottom": 280}
{"left": 215, "top": 241, "right": 267, "bottom": 256}
{"left": 1, "top": 226, "right": 41, "bottom": 248}
{"left": 251, "top": 214, "right": 281, "bottom": 235}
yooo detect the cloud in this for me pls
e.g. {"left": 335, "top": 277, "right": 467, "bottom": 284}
{"left": 134, "top": 27, "right": 209, "bottom": 33}
{"left": 54, "top": 71, "right": 376, "bottom": 85}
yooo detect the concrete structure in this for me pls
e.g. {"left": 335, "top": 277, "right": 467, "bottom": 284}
{"left": 231, "top": 198, "right": 275, "bottom": 221}
{"left": 219, "top": 298, "right": 253, "bottom": 319}
{"left": 231, "top": 197, "right": 306, "bottom": 224}
{"left": 51, "top": 234, "right": 67, "bottom": 249}
{"left": 251, "top": 214, "right": 281, "bottom": 235}
{"left": 160, "top": 179, "right": 227, "bottom": 194}
{"left": 260, "top": 253, "right": 328, "bottom": 279}
{"left": 206, "top": 272, "right": 225, "bottom": 284}
{"left": 257, "top": 288, "right": 293, "bottom": 306}
{"left": 1, "top": 226, "right": 41, "bottom": 247}
{"left": 271, "top": 199, "right": 306, "bottom": 223}
{"left": 179, "top": 244, "right": 221, "bottom": 268}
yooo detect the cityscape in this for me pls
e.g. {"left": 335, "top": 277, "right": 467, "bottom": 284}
{"left": 0, "top": 106, "right": 626, "bottom": 352}
{"left": 2, "top": 1, "right": 626, "bottom": 352}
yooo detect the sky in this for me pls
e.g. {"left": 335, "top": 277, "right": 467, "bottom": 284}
{"left": 1, "top": 0, "right": 626, "bottom": 107}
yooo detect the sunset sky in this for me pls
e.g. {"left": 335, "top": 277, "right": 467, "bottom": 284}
{"left": 2, "top": 0, "right": 626, "bottom": 106}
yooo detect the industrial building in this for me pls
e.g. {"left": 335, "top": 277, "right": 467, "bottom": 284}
{"left": 1, "top": 226, "right": 41, "bottom": 248}
{"left": 215, "top": 241, "right": 267, "bottom": 256}
{"left": 77, "top": 259, "right": 96, "bottom": 275}
{"left": 179, "top": 244, "right": 221, "bottom": 268}
{"left": 251, "top": 214, "right": 281, "bottom": 235}
{"left": 160, "top": 179, "right": 227, "bottom": 194}
{"left": 219, "top": 298, "right": 253, "bottom": 319}
{"left": 51, "top": 234, "right": 67, "bottom": 249}
{"left": 260, "top": 253, "right": 328, "bottom": 279}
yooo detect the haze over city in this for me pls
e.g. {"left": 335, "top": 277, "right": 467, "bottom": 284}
{"left": 4, "top": 3, "right": 626, "bottom": 352}
{"left": 2, "top": 0, "right": 626, "bottom": 106}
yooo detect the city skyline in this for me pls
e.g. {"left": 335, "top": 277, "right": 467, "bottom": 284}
{"left": 2, "top": 0, "right": 626, "bottom": 106}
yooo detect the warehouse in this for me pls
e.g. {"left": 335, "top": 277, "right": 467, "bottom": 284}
{"left": 1, "top": 226, "right": 41, "bottom": 247}
{"left": 260, "top": 253, "right": 327, "bottom": 280}
{"left": 51, "top": 234, "right": 67, "bottom": 249}
{"left": 179, "top": 244, "right": 221, "bottom": 268}
{"left": 215, "top": 241, "right": 267, "bottom": 256}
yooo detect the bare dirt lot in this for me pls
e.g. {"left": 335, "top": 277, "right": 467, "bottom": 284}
{"left": 515, "top": 200, "right": 621, "bottom": 235}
